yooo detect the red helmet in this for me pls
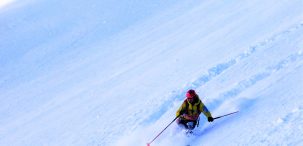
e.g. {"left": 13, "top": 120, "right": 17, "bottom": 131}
{"left": 186, "top": 89, "right": 196, "bottom": 98}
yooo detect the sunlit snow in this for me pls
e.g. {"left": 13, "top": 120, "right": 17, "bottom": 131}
{"left": 0, "top": 0, "right": 302, "bottom": 146}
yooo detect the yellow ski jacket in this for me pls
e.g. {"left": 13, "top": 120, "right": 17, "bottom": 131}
{"left": 176, "top": 96, "right": 212, "bottom": 120}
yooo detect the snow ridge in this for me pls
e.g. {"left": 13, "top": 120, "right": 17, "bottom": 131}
{"left": 143, "top": 22, "right": 303, "bottom": 125}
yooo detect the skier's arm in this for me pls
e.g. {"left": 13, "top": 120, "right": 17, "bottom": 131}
{"left": 176, "top": 102, "right": 186, "bottom": 117}
{"left": 199, "top": 102, "right": 212, "bottom": 118}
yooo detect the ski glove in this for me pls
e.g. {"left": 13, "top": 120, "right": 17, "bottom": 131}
{"left": 208, "top": 117, "right": 214, "bottom": 122}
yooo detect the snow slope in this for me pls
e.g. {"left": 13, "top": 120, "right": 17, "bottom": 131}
{"left": 0, "top": 0, "right": 303, "bottom": 146}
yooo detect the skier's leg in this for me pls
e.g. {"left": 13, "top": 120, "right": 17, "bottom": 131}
{"left": 187, "top": 120, "right": 197, "bottom": 130}
{"left": 192, "top": 120, "right": 197, "bottom": 129}
{"left": 176, "top": 118, "right": 188, "bottom": 129}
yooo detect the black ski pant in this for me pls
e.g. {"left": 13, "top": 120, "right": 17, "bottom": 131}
{"left": 176, "top": 118, "right": 197, "bottom": 130}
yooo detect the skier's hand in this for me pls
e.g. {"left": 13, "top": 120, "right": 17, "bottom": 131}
{"left": 208, "top": 117, "right": 214, "bottom": 122}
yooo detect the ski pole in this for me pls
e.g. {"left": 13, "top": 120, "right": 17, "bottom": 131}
{"left": 213, "top": 111, "right": 239, "bottom": 120}
{"left": 147, "top": 116, "right": 179, "bottom": 146}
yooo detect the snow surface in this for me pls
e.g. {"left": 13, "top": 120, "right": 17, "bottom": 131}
{"left": 0, "top": 0, "right": 303, "bottom": 146}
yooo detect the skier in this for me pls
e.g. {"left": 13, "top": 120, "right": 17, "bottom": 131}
{"left": 176, "top": 89, "right": 214, "bottom": 130}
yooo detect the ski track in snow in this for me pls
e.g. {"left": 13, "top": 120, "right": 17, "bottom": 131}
{"left": 143, "top": 21, "right": 303, "bottom": 125}
{"left": 209, "top": 51, "right": 303, "bottom": 110}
